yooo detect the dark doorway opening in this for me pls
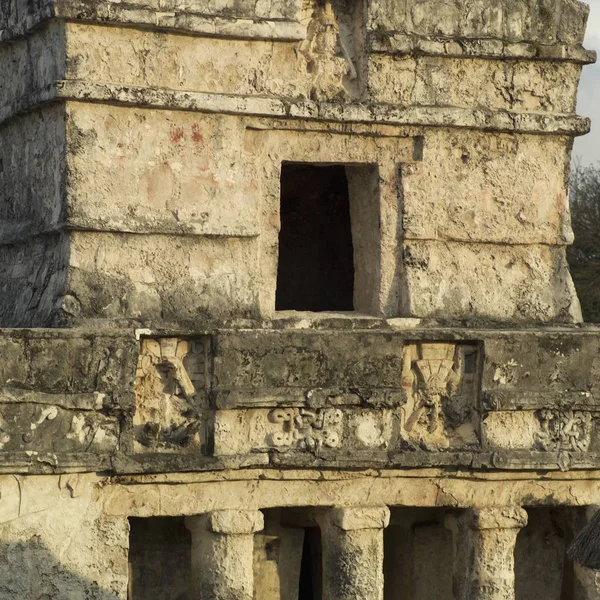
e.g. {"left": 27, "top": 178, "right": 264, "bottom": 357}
{"left": 276, "top": 163, "right": 355, "bottom": 312}
{"left": 299, "top": 527, "right": 322, "bottom": 600}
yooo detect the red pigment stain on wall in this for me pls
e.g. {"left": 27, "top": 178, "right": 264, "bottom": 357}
{"left": 169, "top": 127, "right": 185, "bottom": 143}
{"left": 191, "top": 124, "right": 204, "bottom": 143}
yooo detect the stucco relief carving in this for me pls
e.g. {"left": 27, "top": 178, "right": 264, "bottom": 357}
{"left": 401, "top": 342, "right": 480, "bottom": 450}
{"left": 298, "top": 0, "right": 362, "bottom": 101}
{"left": 266, "top": 407, "right": 344, "bottom": 452}
{"left": 0, "top": 406, "right": 57, "bottom": 449}
{"left": 134, "top": 338, "right": 208, "bottom": 452}
{"left": 535, "top": 410, "right": 593, "bottom": 453}
{"left": 0, "top": 412, "right": 10, "bottom": 450}
{"left": 0, "top": 404, "right": 117, "bottom": 452}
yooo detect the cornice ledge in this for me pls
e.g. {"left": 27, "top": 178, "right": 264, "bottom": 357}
{"left": 369, "top": 32, "right": 597, "bottom": 65}
{"left": 0, "top": 80, "right": 591, "bottom": 137}
{"left": 0, "top": 0, "right": 306, "bottom": 43}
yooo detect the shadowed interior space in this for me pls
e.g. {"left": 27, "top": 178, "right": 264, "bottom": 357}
{"left": 276, "top": 163, "right": 355, "bottom": 312}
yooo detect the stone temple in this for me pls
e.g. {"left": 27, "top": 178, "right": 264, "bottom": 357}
{"left": 0, "top": 0, "right": 599, "bottom": 597}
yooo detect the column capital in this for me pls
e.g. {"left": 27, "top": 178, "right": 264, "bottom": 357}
{"left": 469, "top": 506, "right": 528, "bottom": 531}
{"left": 186, "top": 509, "right": 264, "bottom": 535}
{"left": 317, "top": 506, "right": 390, "bottom": 531}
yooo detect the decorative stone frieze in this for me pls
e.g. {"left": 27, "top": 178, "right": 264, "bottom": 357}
{"left": 213, "top": 407, "right": 393, "bottom": 456}
{"left": 266, "top": 407, "right": 344, "bottom": 451}
{"left": 0, "top": 403, "right": 118, "bottom": 453}
{"left": 535, "top": 409, "right": 593, "bottom": 452}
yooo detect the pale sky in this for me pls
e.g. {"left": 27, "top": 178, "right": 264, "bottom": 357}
{"left": 573, "top": 0, "right": 600, "bottom": 165}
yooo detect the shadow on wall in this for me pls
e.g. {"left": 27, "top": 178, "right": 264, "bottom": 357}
{"left": 0, "top": 538, "right": 121, "bottom": 599}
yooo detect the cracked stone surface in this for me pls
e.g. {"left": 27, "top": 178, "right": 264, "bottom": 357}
{"left": 0, "top": 0, "right": 597, "bottom": 597}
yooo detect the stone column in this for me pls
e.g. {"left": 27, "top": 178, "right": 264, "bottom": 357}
{"left": 445, "top": 506, "right": 528, "bottom": 600}
{"left": 316, "top": 506, "right": 390, "bottom": 600}
{"left": 185, "top": 509, "right": 264, "bottom": 600}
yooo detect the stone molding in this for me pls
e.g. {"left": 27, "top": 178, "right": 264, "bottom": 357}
{"left": 468, "top": 506, "right": 529, "bottom": 530}
{"left": 368, "top": 34, "right": 596, "bottom": 64}
{"left": 2, "top": 14, "right": 594, "bottom": 65}
{"left": 0, "top": 1, "right": 305, "bottom": 44}
{"left": 0, "top": 82, "right": 591, "bottom": 137}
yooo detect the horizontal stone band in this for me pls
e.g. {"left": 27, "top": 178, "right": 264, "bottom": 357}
{"left": 0, "top": 80, "right": 591, "bottom": 137}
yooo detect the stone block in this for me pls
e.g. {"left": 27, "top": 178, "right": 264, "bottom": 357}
{"left": 401, "top": 131, "right": 574, "bottom": 246}
{"left": 0, "top": 330, "right": 136, "bottom": 467}
{"left": 65, "top": 24, "right": 309, "bottom": 99}
{"left": 481, "top": 333, "right": 600, "bottom": 408}
{"left": 403, "top": 241, "right": 582, "bottom": 323}
{"left": 0, "top": 105, "right": 66, "bottom": 244}
{"left": 368, "top": 56, "right": 580, "bottom": 114}
{"left": 368, "top": 0, "right": 590, "bottom": 45}
{"left": 67, "top": 231, "right": 259, "bottom": 327}
{"left": 482, "top": 410, "right": 600, "bottom": 455}
{"left": 213, "top": 407, "right": 395, "bottom": 456}
{"left": 0, "top": 403, "right": 119, "bottom": 453}
{"left": 557, "top": 0, "right": 591, "bottom": 44}
{"left": 213, "top": 331, "right": 405, "bottom": 393}
{"left": 0, "top": 22, "right": 65, "bottom": 121}
{"left": 0, "top": 0, "right": 304, "bottom": 41}
{"left": 66, "top": 104, "right": 259, "bottom": 237}
{"left": 0, "top": 233, "right": 69, "bottom": 327}
{"left": 207, "top": 510, "right": 265, "bottom": 534}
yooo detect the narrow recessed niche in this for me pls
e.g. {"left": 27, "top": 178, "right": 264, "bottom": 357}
{"left": 275, "top": 163, "right": 380, "bottom": 314}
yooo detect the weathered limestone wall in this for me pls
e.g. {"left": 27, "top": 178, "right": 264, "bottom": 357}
{"left": 0, "top": 0, "right": 594, "bottom": 327}
{"left": 0, "top": 325, "right": 597, "bottom": 595}
{"left": 0, "top": 326, "right": 599, "bottom": 474}
{"left": 0, "top": 0, "right": 598, "bottom": 597}
{"left": 3, "top": 469, "right": 600, "bottom": 599}
{"left": 0, "top": 474, "right": 129, "bottom": 599}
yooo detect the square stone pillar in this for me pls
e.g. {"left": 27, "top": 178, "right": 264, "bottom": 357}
{"left": 316, "top": 506, "right": 390, "bottom": 600}
{"left": 445, "top": 506, "right": 528, "bottom": 600}
{"left": 185, "top": 510, "right": 264, "bottom": 600}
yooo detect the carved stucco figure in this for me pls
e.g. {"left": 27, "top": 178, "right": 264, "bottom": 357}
{"left": 134, "top": 337, "right": 207, "bottom": 452}
{"left": 401, "top": 342, "right": 480, "bottom": 449}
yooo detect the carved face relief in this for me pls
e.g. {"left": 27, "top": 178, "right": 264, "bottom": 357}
{"left": 134, "top": 337, "right": 209, "bottom": 453}
{"left": 401, "top": 342, "right": 480, "bottom": 450}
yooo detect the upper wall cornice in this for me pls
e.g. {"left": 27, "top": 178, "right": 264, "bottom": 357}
{"left": 0, "top": 0, "right": 596, "bottom": 65}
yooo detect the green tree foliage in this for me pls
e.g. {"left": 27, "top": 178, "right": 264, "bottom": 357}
{"left": 568, "top": 162, "right": 600, "bottom": 322}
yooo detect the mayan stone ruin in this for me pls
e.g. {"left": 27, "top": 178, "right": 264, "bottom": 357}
{"left": 0, "top": 0, "right": 599, "bottom": 598}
